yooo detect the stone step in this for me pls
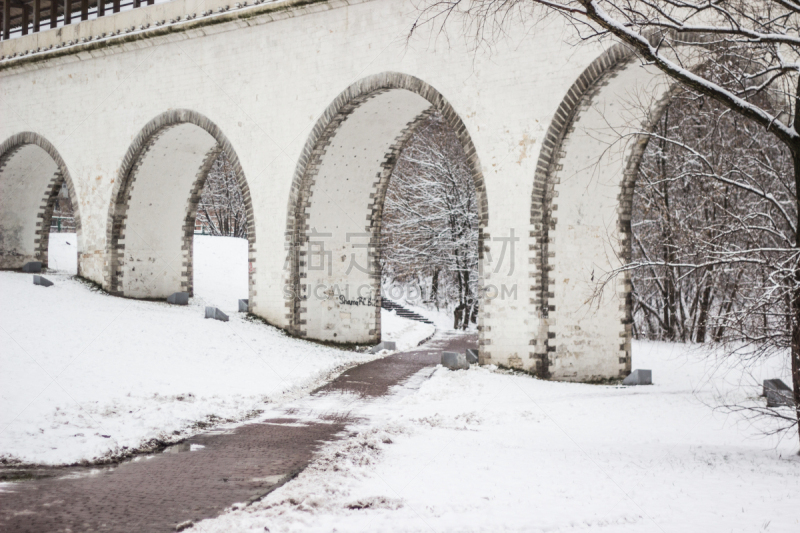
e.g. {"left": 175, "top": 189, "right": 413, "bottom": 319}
{"left": 381, "top": 299, "right": 434, "bottom": 325}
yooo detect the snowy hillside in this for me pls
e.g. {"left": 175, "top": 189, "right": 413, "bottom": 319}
{"left": 0, "top": 235, "right": 432, "bottom": 465}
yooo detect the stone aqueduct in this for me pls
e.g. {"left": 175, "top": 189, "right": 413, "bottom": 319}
{"left": 0, "top": 0, "right": 675, "bottom": 381}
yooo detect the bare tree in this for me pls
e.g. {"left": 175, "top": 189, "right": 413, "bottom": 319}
{"left": 196, "top": 151, "right": 248, "bottom": 239}
{"left": 632, "top": 69, "right": 793, "bottom": 349}
{"left": 50, "top": 183, "right": 75, "bottom": 233}
{"left": 414, "top": 0, "right": 800, "bottom": 444}
{"left": 382, "top": 112, "right": 480, "bottom": 328}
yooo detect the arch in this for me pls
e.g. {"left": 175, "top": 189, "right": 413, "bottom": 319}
{"left": 0, "top": 132, "right": 83, "bottom": 272}
{"left": 530, "top": 43, "right": 675, "bottom": 380}
{"left": 106, "top": 109, "right": 256, "bottom": 302}
{"left": 284, "top": 72, "right": 488, "bottom": 345}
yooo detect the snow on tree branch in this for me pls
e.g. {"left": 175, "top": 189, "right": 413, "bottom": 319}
{"left": 381, "top": 112, "right": 480, "bottom": 328}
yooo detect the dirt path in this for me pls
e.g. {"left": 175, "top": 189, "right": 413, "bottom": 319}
{"left": 0, "top": 331, "right": 477, "bottom": 533}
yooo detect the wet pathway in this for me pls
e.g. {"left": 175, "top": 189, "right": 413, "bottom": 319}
{"left": 0, "top": 332, "right": 477, "bottom": 533}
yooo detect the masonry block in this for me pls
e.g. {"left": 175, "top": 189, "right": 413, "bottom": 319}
{"left": 167, "top": 292, "right": 189, "bottom": 305}
{"left": 763, "top": 379, "right": 794, "bottom": 407}
{"left": 22, "top": 262, "right": 42, "bottom": 273}
{"left": 238, "top": 299, "right": 249, "bottom": 313}
{"left": 622, "top": 369, "right": 651, "bottom": 386}
{"left": 369, "top": 341, "right": 396, "bottom": 354}
{"left": 442, "top": 351, "right": 469, "bottom": 370}
{"left": 465, "top": 348, "right": 479, "bottom": 364}
{"left": 33, "top": 275, "right": 54, "bottom": 287}
{"left": 205, "top": 307, "right": 229, "bottom": 322}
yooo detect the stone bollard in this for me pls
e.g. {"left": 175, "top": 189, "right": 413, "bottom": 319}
{"left": 465, "top": 348, "right": 479, "bottom": 364}
{"left": 369, "top": 341, "right": 397, "bottom": 354}
{"left": 205, "top": 307, "right": 229, "bottom": 322}
{"left": 238, "top": 299, "right": 249, "bottom": 313}
{"left": 442, "top": 351, "right": 469, "bottom": 370}
{"left": 22, "top": 262, "right": 42, "bottom": 273}
{"left": 33, "top": 275, "right": 54, "bottom": 287}
{"left": 763, "top": 379, "right": 793, "bottom": 407}
{"left": 622, "top": 369, "right": 652, "bottom": 385}
{"left": 167, "top": 292, "right": 189, "bottom": 305}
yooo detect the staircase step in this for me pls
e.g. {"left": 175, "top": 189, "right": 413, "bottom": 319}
{"left": 381, "top": 299, "right": 434, "bottom": 325}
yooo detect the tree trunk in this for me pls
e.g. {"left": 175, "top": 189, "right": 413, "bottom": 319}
{"left": 696, "top": 285, "right": 713, "bottom": 343}
{"left": 790, "top": 147, "right": 800, "bottom": 449}
{"left": 453, "top": 303, "right": 464, "bottom": 330}
{"left": 658, "top": 109, "right": 675, "bottom": 341}
{"left": 431, "top": 268, "right": 439, "bottom": 308}
{"left": 462, "top": 268, "right": 471, "bottom": 330}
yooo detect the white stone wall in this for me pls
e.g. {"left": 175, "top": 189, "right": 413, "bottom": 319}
{"left": 119, "top": 123, "right": 218, "bottom": 298}
{"left": 0, "top": 0, "right": 665, "bottom": 379}
{"left": 548, "top": 62, "right": 670, "bottom": 381}
{"left": 0, "top": 144, "right": 59, "bottom": 268}
{"left": 299, "top": 90, "right": 431, "bottom": 344}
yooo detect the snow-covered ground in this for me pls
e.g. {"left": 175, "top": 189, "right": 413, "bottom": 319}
{"left": 398, "top": 300, "right": 463, "bottom": 332}
{"left": 192, "top": 234, "right": 250, "bottom": 314}
{"left": 47, "top": 233, "right": 78, "bottom": 274}
{"left": 380, "top": 284, "right": 477, "bottom": 333}
{"left": 7, "top": 235, "right": 800, "bottom": 530}
{"left": 379, "top": 310, "right": 435, "bottom": 351}
{"left": 0, "top": 235, "right": 429, "bottom": 465}
{"left": 191, "top": 342, "right": 800, "bottom": 533}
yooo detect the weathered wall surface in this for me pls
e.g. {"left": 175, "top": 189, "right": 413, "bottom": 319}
{"left": 0, "top": 144, "right": 60, "bottom": 268}
{"left": 546, "top": 59, "right": 670, "bottom": 381}
{"left": 0, "top": 0, "right": 668, "bottom": 379}
{"left": 118, "top": 123, "right": 219, "bottom": 299}
{"left": 297, "top": 89, "right": 431, "bottom": 345}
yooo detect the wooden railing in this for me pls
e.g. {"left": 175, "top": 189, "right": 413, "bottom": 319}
{"left": 1, "top": 0, "right": 156, "bottom": 40}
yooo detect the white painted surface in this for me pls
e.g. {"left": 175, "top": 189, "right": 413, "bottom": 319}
{"left": 549, "top": 64, "right": 671, "bottom": 380}
{"left": 0, "top": 145, "right": 59, "bottom": 267}
{"left": 121, "top": 123, "right": 217, "bottom": 298}
{"left": 303, "top": 89, "right": 431, "bottom": 344}
{"left": 0, "top": 0, "right": 648, "bottom": 378}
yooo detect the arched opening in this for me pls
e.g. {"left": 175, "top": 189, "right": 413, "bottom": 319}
{"left": 381, "top": 111, "right": 480, "bottom": 331}
{"left": 106, "top": 110, "right": 256, "bottom": 306}
{"left": 47, "top": 180, "right": 78, "bottom": 274}
{"left": 191, "top": 150, "right": 251, "bottom": 313}
{"left": 532, "top": 38, "right": 792, "bottom": 386}
{"left": 0, "top": 133, "right": 82, "bottom": 273}
{"left": 285, "top": 73, "right": 488, "bottom": 346}
{"left": 530, "top": 45, "right": 674, "bottom": 381}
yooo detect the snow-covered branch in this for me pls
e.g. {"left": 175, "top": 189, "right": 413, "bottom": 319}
{"left": 381, "top": 112, "right": 480, "bottom": 327}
